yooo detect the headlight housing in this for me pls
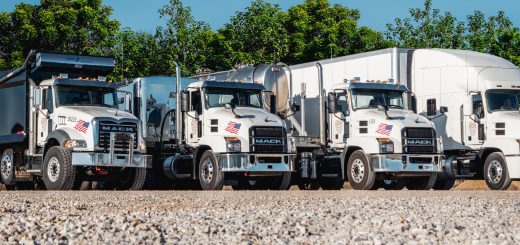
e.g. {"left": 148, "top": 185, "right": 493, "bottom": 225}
{"left": 377, "top": 138, "right": 394, "bottom": 153}
{"left": 225, "top": 137, "right": 241, "bottom": 152}
{"left": 64, "top": 139, "right": 87, "bottom": 148}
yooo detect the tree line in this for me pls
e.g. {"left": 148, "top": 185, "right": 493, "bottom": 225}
{"left": 0, "top": 0, "right": 519, "bottom": 79}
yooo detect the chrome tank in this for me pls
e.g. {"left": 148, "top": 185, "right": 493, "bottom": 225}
{"left": 226, "top": 64, "right": 290, "bottom": 113}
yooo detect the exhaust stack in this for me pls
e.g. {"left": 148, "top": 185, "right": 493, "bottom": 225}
{"left": 173, "top": 61, "right": 185, "bottom": 153}
{"left": 316, "top": 62, "right": 326, "bottom": 146}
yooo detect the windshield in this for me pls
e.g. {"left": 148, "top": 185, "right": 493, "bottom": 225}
{"left": 205, "top": 88, "right": 263, "bottom": 108}
{"left": 351, "top": 89, "right": 404, "bottom": 110}
{"left": 486, "top": 90, "right": 520, "bottom": 112}
{"left": 55, "top": 85, "right": 117, "bottom": 108}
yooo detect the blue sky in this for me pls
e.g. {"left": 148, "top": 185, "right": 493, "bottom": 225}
{"left": 1, "top": 0, "right": 519, "bottom": 33}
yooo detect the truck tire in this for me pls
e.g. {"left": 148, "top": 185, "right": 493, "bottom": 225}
{"left": 381, "top": 179, "right": 406, "bottom": 190}
{"left": 105, "top": 168, "right": 147, "bottom": 190}
{"left": 198, "top": 151, "right": 224, "bottom": 190}
{"left": 1, "top": 149, "right": 16, "bottom": 185}
{"left": 319, "top": 176, "right": 344, "bottom": 190}
{"left": 406, "top": 173, "right": 437, "bottom": 190}
{"left": 269, "top": 173, "right": 292, "bottom": 190}
{"left": 42, "top": 146, "right": 77, "bottom": 190}
{"left": 484, "top": 152, "right": 512, "bottom": 190}
{"left": 347, "top": 150, "right": 376, "bottom": 190}
{"left": 297, "top": 180, "right": 321, "bottom": 190}
{"left": 433, "top": 172, "right": 456, "bottom": 190}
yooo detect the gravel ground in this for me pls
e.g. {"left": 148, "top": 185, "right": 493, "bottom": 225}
{"left": 0, "top": 191, "right": 519, "bottom": 244}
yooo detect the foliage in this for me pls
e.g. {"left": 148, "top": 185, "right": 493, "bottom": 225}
{"left": 386, "top": 0, "right": 520, "bottom": 66}
{"left": 0, "top": 0, "right": 119, "bottom": 70}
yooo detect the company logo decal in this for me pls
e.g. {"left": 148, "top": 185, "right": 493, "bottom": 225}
{"left": 74, "top": 120, "right": 90, "bottom": 134}
{"left": 255, "top": 138, "right": 283, "bottom": 145}
{"left": 101, "top": 125, "right": 135, "bottom": 133}
{"left": 376, "top": 123, "right": 393, "bottom": 136}
{"left": 406, "top": 139, "right": 433, "bottom": 145}
{"left": 225, "top": 121, "right": 241, "bottom": 135}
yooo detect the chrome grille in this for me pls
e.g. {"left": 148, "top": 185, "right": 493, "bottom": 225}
{"left": 402, "top": 128, "right": 436, "bottom": 154}
{"left": 97, "top": 121, "right": 138, "bottom": 153}
{"left": 250, "top": 127, "right": 286, "bottom": 153}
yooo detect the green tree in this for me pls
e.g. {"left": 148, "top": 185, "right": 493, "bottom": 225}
{"left": 284, "top": 0, "right": 391, "bottom": 64}
{"left": 0, "top": 0, "right": 119, "bottom": 70}
{"left": 157, "top": 0, "right": 217, "bottom": 76}
{"left": 385, "top": 0, "right": 465, "bottom": 49}
{"left": 217, "top": 0, "right": 288, "bottom": 66}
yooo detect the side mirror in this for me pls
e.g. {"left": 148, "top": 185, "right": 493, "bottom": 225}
{"left": 269, "top": 94, "right": 277, "bottom": 114}
{"left": 427, "top": 99, "right": 437, "bottom": 116}
{"left": 124, "top": 93, "right": 132, "bottom": 112}
{"left": 377, "top": 105, "right": 388, "bottom": 111}
{"left": 33, "top": 87, "right": 42, "bottom": 106}
{"left": 411, "top": 95, "right": 417, "bottom": 113}
{"left": 180, "top": 91, "right": 189, "bottom": 112}
{"left": 440, "top": 106, "right": 448, "bottom": 114}
{"left": 327, "top": 93, "right": 337, "bottom": 114}
{"left": 474, "top": 106, "right": 483, "bottom": 119}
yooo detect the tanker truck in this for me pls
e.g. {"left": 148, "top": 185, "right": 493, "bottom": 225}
{"left": 0, "top": 52, "right": 151, "bottom": 190}
{"left": 197, "top": 61, "right": 444, "bottom": 190}
{"left": 117, "top": 64, "right": 295, "bottom": 190}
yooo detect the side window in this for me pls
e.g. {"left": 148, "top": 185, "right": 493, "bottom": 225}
{"left": 43, "top": 88, "right": 54, "bottom": 113}
{"left": 472, "top": 94, "right": 484, "bottom": 118}
{"left": 191, "top": 90, "right": 202, "bottom": 114}
{"left": 336, "top": 93, "right": 349, "bottom": 116}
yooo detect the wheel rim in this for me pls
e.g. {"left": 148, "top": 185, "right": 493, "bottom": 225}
{"left": 201, "top": 159, "right": 214, "bottom": 183}
{"left": 47, "top": 157, "right": 60, "bottom": 183}
{"left": 351, "top": 159, "right": 365, "bottom": 183}
{"left": 1, "top": 153, "right": 12, "bottom": 180}
{"left": 487, "top": 160, "right": 503, "bottom": 184}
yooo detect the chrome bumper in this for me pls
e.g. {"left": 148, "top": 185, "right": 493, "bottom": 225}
{"left": 71, "top": 152, "right": 152, "bottom": 168}
{"left": 218, "top": 153, "right": 295, "bottom": 172}
{"left": 371, "top": 154, "right": 442, "bottom": 173}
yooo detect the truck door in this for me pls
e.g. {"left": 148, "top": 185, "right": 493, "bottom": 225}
{"left": 37, "top": 87, "right": 53, "bottom": 146}
{"left": 464, "top": 94, "right": 485, "bottom": 146}
{"left": 330, "top": 92, "right": 349, "bottom": 147}
{"left": 186, "top": 89, "right": 202, "bottom": 144}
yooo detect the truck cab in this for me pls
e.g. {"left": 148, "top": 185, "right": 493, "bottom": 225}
{"left": 119, "top": 75, "right": 295, "bottom": 190}
{"left": 0, "top": 53, "right": 150, "bottom": 190}
{"left": 328, "top": 81, "right": 443, "bottom": 190}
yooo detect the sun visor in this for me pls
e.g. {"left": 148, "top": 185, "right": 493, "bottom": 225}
{"left": 33, "top": 53, "right": 115, "bottom": 77}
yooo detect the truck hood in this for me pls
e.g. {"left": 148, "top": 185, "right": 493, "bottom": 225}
{"left": 57, "top": 106, "right": 137, "bottom": 122}
{"left": 205, "top": 107, "right": 285, "bottom": 138}
{"left": 352, "top": 109, "right": 435, "bottom": 138}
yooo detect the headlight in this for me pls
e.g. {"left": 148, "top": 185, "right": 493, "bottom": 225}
{"left": 377, "top": 138, "right": 394, "bottom": 153}
{"left": 225, "top": 137, "right": 241, "bottom": 152}
{"left": 64, "top": 139, "right": 87, "bottom": 148}
{"left": 139, "top": 141, "right": 147, "bottom": 152}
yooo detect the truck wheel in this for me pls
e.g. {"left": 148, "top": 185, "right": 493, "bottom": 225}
{"left": 42, "top": 146, "right": 76, "bottom": 190}
{"left": 381, "top": 179, "right": 406, "bottom": 190}
{"left": 347, "top": 150, "right": 376, "bottom": 190}
{"left": 319, "top": 176, "right": 344, "bottom": 190}
{"left": 406, "top": 173, "right": 437, "bottom": 190}
{"left": 198, "top": 151, "right": 224, "bottom": 190}
{"left": 433, "top": 172, "right": 456, "bottom": 190}
{"left": 269, "top": 173, "right": 292, "bottom": 190}
{"left": 105, "top": 168, "right": 147, "bottom": 190}
{"left": 297, "top": 180, "right": 320, "bottom": 190}
{"left": 484, "top": 152, "right": 512, "bottom": 190}
{"left": 232, "top": 179, "right": 260, "bottom": 190}
{"left": 1, "top": 149, "right": 16, "bottom": 185}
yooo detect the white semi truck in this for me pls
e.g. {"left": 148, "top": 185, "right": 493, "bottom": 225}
{"left": 117, "top": 65, "right": 295, "bottom": 190}
{"left": 198, "top": 61, "right": 444, "bottom": 190}
{"left": 274, "top": 47, "right": 520, "bottom": 190}
{"left": 0, "top": 52, "right": 151, "bottom": 190}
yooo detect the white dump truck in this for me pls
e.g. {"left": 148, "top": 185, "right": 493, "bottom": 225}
{"left": 198, "top": 60, "right": 444, "bottom": 190}
{"left": 117, "top": 65, "right": 295, "bottom": 190}
{"left": 0, "top": 52, "right": 151, "bottom": 190}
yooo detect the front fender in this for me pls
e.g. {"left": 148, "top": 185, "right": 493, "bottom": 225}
{"left": 198, "top": 135, "right": 243, "bottom": 153}
{"left": 345, "top": 137, "right": 381, "bottom": 154}
{"left": 482, "top": 138, "right": 519, "bottom": 156}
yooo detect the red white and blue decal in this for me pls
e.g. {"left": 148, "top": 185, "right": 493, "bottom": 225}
{"left": 225, "top": 121, "right": 241, "bottom": 135}
{"left": 376, "top": 123, "right": 393, "bottom": 136}
{"left": 74, "top": 120, "right": 90, "bottom": 133}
